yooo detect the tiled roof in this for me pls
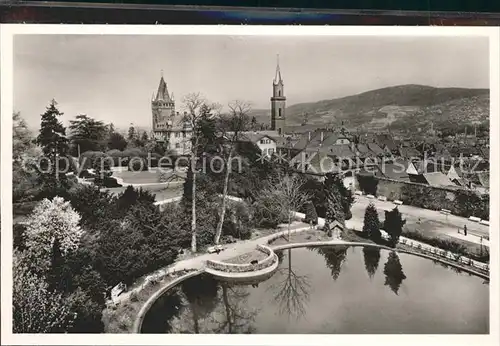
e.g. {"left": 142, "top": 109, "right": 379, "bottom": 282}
{"left": 319, "top": 144, "right": 355, "bottom": 158}
{"left": 399, "top": 147, "right": 421, "bottom": 159}
{"left": 377, "top": 162, "right": 410, "bottom": 181}
{"left": 367, "top": 143, "right": 385, "bottom": 156}
{"left": 237, "top": 132, "right": 276, "bottom": 144}
{"left": 422, "top": 172, "right": 455, "bottom": 187}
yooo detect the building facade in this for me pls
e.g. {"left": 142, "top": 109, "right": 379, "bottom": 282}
{"left": 270, "top": 56, "right": 286, "bottom": 136}
{"left": 151, "top": 74, "right": 192, "bottom": 156}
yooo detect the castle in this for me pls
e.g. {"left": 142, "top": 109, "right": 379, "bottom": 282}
{"left": 151, "top": 73, "right": 192, "bottom": 156}
{"left": 151, "top": 57, "right": 286, "bottom": 155}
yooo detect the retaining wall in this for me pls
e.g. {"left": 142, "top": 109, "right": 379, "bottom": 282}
{"left": 206, "top": 245, "right": 275, "bottom": 273}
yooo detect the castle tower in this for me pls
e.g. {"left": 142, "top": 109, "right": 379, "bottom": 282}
{"left": 151, "top": 72, "right": 175, "bottom": 133}
{"left": 271, "top": 55, "right": 286, "bottom": 135}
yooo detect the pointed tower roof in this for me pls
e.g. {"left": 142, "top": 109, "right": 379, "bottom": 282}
{"left": 155, "top": 72, "right": 173, "bottom": 102}
{"left": 273, "top": 54, "right": 283, "bottom": 85}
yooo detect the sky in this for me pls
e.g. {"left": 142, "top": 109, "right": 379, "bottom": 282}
{"left": 14, "top": 34, "right": 489, "bottom": 131}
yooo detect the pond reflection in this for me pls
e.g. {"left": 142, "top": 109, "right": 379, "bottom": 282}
{"left": 141, "top": 245, "right": 489, "bottom": 334}
{"left": 268, "top": 249, "right": 311, "bottom": 321}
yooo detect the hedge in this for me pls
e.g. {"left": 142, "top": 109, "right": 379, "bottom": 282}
{"left": 400, "top": 183, "right": 489, "bottom": 220}
{"left": 403, "top": 230, "right": 489, "bottom": 263}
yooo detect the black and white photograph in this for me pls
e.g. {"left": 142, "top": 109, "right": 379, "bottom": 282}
{"left": 1, "top": 25, "right": 498, "bottom": 344}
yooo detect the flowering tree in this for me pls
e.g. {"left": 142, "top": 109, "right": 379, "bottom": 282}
{"left": 13, "top": 252, "right": 76, "bottom": 333}
{"left": 24, "top": 197, "right": 83, "bottom": 272}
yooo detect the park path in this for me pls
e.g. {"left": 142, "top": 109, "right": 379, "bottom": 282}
{"left": 112, "top": 222, "right": 309, "bottom": 304}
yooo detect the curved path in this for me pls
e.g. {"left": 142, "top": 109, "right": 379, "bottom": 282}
{"left": 111, "top": 222, "right": 310, "bottom": 305}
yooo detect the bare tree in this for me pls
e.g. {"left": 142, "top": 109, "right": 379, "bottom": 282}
{"left": 182, "top": 92, "right": 221, "bottom": 253}
{"left": 213, "top": 100, "right": 251, "bottom": 245}
{"left": 268, "top": 248, "right": 311, "bottom": 321}
{"left": 211, "top": 283, "right": 258, "bottom": 333}
{"left": 260, "top": 173, "right": 311, "bottom": 240}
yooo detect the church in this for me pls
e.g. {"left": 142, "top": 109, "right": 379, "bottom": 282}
{"left": 151, "top": 57, "right": 287, "bottom": 156}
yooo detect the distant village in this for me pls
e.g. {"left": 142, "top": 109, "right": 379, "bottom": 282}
{"left": 151, "top": 58, "right": 490, "bottom": 196}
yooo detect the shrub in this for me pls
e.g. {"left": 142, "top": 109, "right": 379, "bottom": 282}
{"left": 13, "top": 252, "right": 76, "bottom": 333}
{"left": 402, "top": 230, "right": 488, "bottom": 263}
{"left": 128, "top": 157, "right": 148, "bottom": 171}
{"left": 304, "top": 200, "right": 318, "bottom": 225}
{"left": 23, "top": 197, "right": 83, "bottom": 274}
{"left": 357, "top": 174, "right": 379, "bottom": 196}
{"left": 67, "top": 184, "right": 116, "bottom": 229}
{"left": 114, "top": 186, "right": 156, "bottom": 218}
{"left": 400, "top": 183, "right": 489, "bottom": 220}
{"left": 13, "top": 223, "right": 27, "bottom": 251}
{"left": 102, "top": 176, "right": 122, "bottom": 188}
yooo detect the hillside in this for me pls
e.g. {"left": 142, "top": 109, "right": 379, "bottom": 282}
{"left": 250, "top": 84, "right": 489, "bottom": 132}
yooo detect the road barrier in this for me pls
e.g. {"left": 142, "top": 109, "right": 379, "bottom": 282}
{"left": 480, "top": 220, "right": 489, "bottom": 226}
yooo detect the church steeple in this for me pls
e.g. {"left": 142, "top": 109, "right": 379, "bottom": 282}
{"left": 270, "top": 55, "right": 286, "bottom": 135}
{"left": 273, "top": 54, "right": 283, "bottom": 85}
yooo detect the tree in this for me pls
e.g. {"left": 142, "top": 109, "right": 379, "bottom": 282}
{"left": 13, "top": 112, "right": 33, "bottom": 160}
{"left": 34, "top": 99, "right": 71, "bottom": 188}
{"left": 357, "top": 174, "right": 379, "bottom": 196}
{"left": 13, "top": 252, "right": 76, "bottom": 333}
{"left": 383, "top": 251, "right": 407, "bottom": 295}
{"left": 270, "top": 248, "right": 311, "bottom": 320}
{"left": 250, "top": 116, "right": 258, "bottom": 130}
{"left": 24, "top": 197, "right": 83, "bottom": 274}
{"left": 213, "top": 100, "right": 251, "bottom": 245}
{"left": 316, "top": 245, "right": 349, "bottom": 281}
{"left": 114, "top": 186, "right": 156, "bottom": 218}
{"left": 362, "top": 203, "right": 381, "bottom": 241}
{"left": 181, "top": 92, "right": 221, "bottom": 253}
{"left": 323, "top": 173, "right": 354, "bottom": 238}
{"left": 127, "top": 124, "right": 137, "bottom": 143}
{"left": 304, "top": 200, "right": 318, "bottom": 225}
{"left": 67, "top": 184, "right": 115, "bottom": 229}
{"left": 383, "top": 207, "right": 406, "bottom": 246}
{"left": 107, "top": 132, "right": 128, "bottom": 151}
{"left": 13, "top": 112, "right": 43, "bottom": 202}
{"left": 69, "top": 114, "right": 108, "bottom": 156}
{"left": 180, "top": 275, "right": 219, "bottom": 333}
{"left": 363, "top": 246, "right": 381, "bottom": 279}
{"left": 258, "top": 173, "right": 310, "bottom": 240}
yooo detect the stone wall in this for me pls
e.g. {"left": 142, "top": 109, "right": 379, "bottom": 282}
{"left": 355, "top": 175, "right": 489, "bottom": 220}
{"left": 206, "top": 245, "right": 276, "bottom": 273}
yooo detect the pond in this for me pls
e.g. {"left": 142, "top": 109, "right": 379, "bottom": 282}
{"left": 140, "top": 245, "right": 489, "bottom": 334}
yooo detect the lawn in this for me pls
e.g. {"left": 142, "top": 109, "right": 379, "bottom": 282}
{"left": 269, "top": 229, "right": 331, "bottom": 246}
{"left": 111, "top": 170, "right": 164, "bottom": 184}
{"left": 104, "top": 184, "right": 183, "bottom": 202}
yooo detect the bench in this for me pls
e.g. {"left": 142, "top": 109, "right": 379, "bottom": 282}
{"left": 440, "top": 209, "right": 451, "bottom": 215}
{"left": 393, "top": 200, "right": 403, "bottom": 205}
{"left": 479, "top": 220, "right": 489, "bottom": 226}
{"left": 377, "top": 196, "right": 387, "bottom": 201}
{"left": 354, "top": 190, "right": 363, "bottom": 196}
{"left": 207, "top": 245, "right": 225, "bottom": 254}
{"left": 366, "top": 194, "right": 375, "bottom": 199}
{"left": 468, "top": 216, "right": 481, "bottom": 222}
